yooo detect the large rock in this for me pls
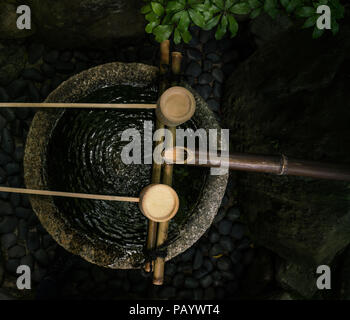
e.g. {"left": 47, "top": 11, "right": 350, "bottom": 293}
{"left": 222, "top": 23, "right": 350, "bottom": 274}
{"left": 27, "top": 0, "right": 145, "bottom": 48}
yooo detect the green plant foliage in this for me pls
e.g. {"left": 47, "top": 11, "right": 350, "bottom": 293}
{"left": 141, "top": 0, "right": 345, "bottom": 43}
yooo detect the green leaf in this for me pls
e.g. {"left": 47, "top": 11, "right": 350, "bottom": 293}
{"left": 286, "top": 0, "right": 301, "bottom": 14}
{"left": 295, "top": 6, "right": 314, "bottom": 18}
{"left": 145, "top": 21, "right": 159, "bottom": 33}
{"left": 264, "top": 0, "right": 279, "bottom": 18}
{"left": 171, "top": 10, "right": 184, "bottom": 23}
{"left": 174, "top": 27, "right": 182, "bottom": 44}
{"left": 249, "top": 0, "right": 262, "bottom": 9}
{"left": 145, "top": 11, "right": 159, "bottom": 22}
{"left": 215, "top": 15, "right": 228, "bottom": 40}
{"left": 302, "top": 15, "right": 318, "bottom": 28}
{"left": 141, "top": 4, "right": 152, "bottom": 14}
{"left": 228, "top": 14, "right": 239, "bottom": 37}
{"left": 181, "top": 29, "right": 192, "bottom": 43}
{"left": 204, "top": 14, "right": 222, "bottom": 30}
{"left": 230, "top": 3, "right": 251, "bottom": 14}
{"left": 225, "top": 0, "right": 235, "bottom": 9}
{"left": 178, "top": 11, "right": 191, "bottom": 32}
{"left": 151, "top": 2, "right": 164, "bottom": 16}
{"left": 213, "top": 0, "right": 225, "bottom": 9}
{"left": 153, "top": 25, "right": 173, "bottom": 42}
{"left": 166, "top": 1, "right": 186, "bottom": 12}
{"left": 250, "top": 7, "right": 262, "bottom": 18}
{"left": 312, "top": 25, "right": 324, "bottom": 39}
{"left": 188, "top": 8, "right": 205, "bottom": 28}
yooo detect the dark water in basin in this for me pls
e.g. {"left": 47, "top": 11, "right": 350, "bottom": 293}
{"left": 46, "top": 84, "right": 208, "bottom": 249}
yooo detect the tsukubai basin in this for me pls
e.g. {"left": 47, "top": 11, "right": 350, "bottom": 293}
{"left": 24, "top": 62, "right": 228, "bottom": 269}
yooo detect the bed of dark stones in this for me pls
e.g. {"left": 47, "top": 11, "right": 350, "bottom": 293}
{"left": 0, "top": 24, "right": 265, "bottom": 300}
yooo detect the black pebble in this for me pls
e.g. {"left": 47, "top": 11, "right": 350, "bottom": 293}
{"left": 209, "top": 243, "right": 223, "bottom": 257}
{"left": 27, "top": 231, "right": 40, "bottom": 252}
{"left": 219, "top": 236, "right": 234, "bottom": 252}
{"left": 184, "top": 277, "right": 199, "bottom": 289}
{"left": 209, "top": 231, "right": 220, "bottom": 243}
{"left": 0, "top": 216, "right": 17, "bottom": 233}
{"left": 218, "top": 219, "right": 232, "bottom": 236}
{"left": 54, "top": 61, "right": 75, "bottom": 74}
{"left": 194, "top": 85, "right": 211, "bottom": 100}
{"left": 8, "top": 175, "right": 22, "bottom": 187}
{"left": 10, "top": 193, "right": 20, "bottom": 207}
{"left": 0, "top": 87, "right": 9, "bottom": 102}
{"left": 43, "top": 50, "right": 59, "bottom": 64}
{"left": 0, "top": 167, "right": 6, "bottom": 184}
{"left": 204, "top": 287, "right": 215, "bottom": 299}
{"left": 185, "top": 61, "right": 202, "bottom": 78}
{"left": 159, "top": 286, "right": 176, "bottom": 299}
{"left": 7, "top": 80, "right": 28, "bottom": 99}
{"left": 193, "top": 250, "right": 203, "bottom": 270}
{"left": 40, "top": 82, "right": 52, "bottom": 98}
{"left": 1, "top": 233, "right": 17, "bottom": 250}
{"left": 5, "top": 163, "right": 20, "bottom": 176}
{"left": 42, "top": 234, "right": 54, "bottom": 249}
{"left": 0, "top": 108, "right": 15, "bottom": 122}
{"left": 207, "top": 53, "right": 220, "bottom": 62}
{"left": 164, "top": 263, "right": 176, "bottom": 277}
{"left": 227, "top": 207, "right": 240, "bottom": 222}
{"left": 242, "top": 248, "right": 255, "bottom": 265}
{"left": 0, "top": 200, "right": 13, "bottom": 216}
{"left": 0, "top": 114, "right": 6, "bottom": 131}
{"left": 60, "top": 51, "right": 73, "bottom": 62}
{"left": 8, "top": 245, "right": 26, "bottom": 259}
{"left": 27, "top": 82, "right": 41, "bottom": 102}
{"left": 213, "top": 83, "right": 222, "bottom": 99}
{"left": 181, "top": 246, "right": 195, "bottom": 262}
{"left": 187, "top": 49, "right": 202, "bottom": 61}
{"left": 207, "top": 99, "right": 220, "bottom": 112}
{"left": 40, "top": 63, "right": 55, "bottom": 78}
{"left": 22, "top": 68, "right": 45, "bottom": 83}
{"left": 6, "top": 259, "right": 19, "bottom": 274}
{"left": 203, "top": 60, "right": 212, "bottom": 72}
{"left": 200, "top": 274, "right": 213, "bottom": 288}
{"left": 13, "top": 147, "right": 24, "bottom": 163}
{"left": 203, "top": 40, "right": 217, "bottom": 54}
{"left": 172, "top": 273, "right": 185, "bottom": 288}
{"left": 198, "top": 73, "right": 213, "bottom": 85}
{"left": 230, "top": 250, "right": 242, "bottom": 264}
{"left": 199, "top": 30, "right": 213, "bottom": 43}
{"left": 34, "top": 249, "right": 49, "bottom": 267}
{"left": 17, "top": 219, "right": 28, "bottom": 240}
{"left": 231, "top": 223, "right": 245, "bottom": 240}
{"left": 20, "top": 254, "right": 34, "bottom": 270}
{"left": 193, "top": 267, "right": 209, "bottom": 280}
{"left": 28, "top": 43, "right": 44, "bottom": 64}
{"left": 213, "top": 208, "right": 226, "bottom": 224}
{"left": 212, "top": 68, "right": 224, "bottom": 83}
{"left": 217, "top": 256, "right": 232, "bottom": 271}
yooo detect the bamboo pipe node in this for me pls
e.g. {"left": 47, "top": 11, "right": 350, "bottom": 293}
{"left": 139, "top": 184, "right": 179, "bottom": 223}
{"left": 156, "top": 87, "right": 196, "bottom": 126}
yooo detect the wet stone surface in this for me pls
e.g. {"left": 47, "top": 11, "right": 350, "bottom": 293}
{"left": 0, "top": 26, "right": 257, "bottom": 299}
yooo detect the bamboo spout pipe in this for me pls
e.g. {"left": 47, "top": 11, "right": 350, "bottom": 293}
{"left": 0, "top": 102, "right": 156, "bottom": 109}
{"left": 163, "top": 148, "right": 350, "bottom": 182}
{"left": 0, "top": 186, "right": 139, "bottom": 202}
